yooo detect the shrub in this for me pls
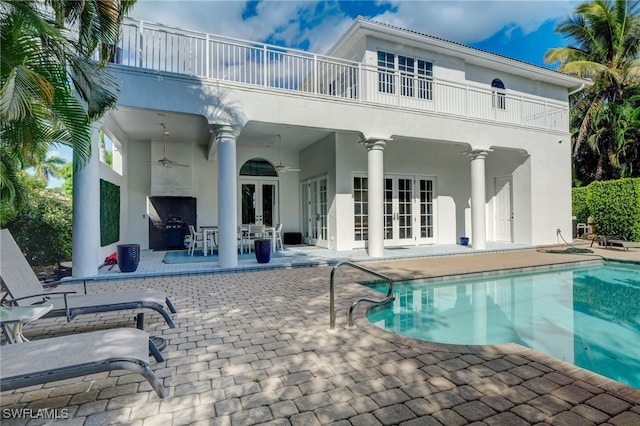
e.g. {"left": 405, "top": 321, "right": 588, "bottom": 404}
{"left": 6, "top": 174, "right": 72, "bottom": 266}
{"left": 587, "top": 178, "right": 640, "bottom": 241}
{"left": 572, "top": 187, "right": 589, "bottom": 223}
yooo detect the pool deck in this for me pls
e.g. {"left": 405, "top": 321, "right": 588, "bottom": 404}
{"left": 1, "top": 242, "right": 639, "bottom": 425}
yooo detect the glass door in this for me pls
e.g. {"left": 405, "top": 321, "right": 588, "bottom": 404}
{"left": 240, "top": 180, "right": 277, "bottom": 226}
{"left": 353, "top": 175, "right": 435, "bottom": 247}
{"left": 384, "top": 176, "right": 414, "bottom": 246}
{"left": 416, "top": 178, "right": 435, "bottom": 244}
{"left": 301, "top": 176, "right": 328, "bottom": 246}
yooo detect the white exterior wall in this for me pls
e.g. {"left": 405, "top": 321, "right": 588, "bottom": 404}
{"left": 122, "top": 124, "right": 303, "bottom": 249}
{"left": 363, "top": 36, "right": 467, "bottom": 82}
{"left": 110, "top": 56, "right": 573, "bottom": 252}
{"left": 335, "top": 134, "right": 367, "bottom": 250}
{"left": 126, "top": 139, "right": 152, "bottom": 249}
{"left": 465, "top": 63, "right": 568, "bottom": 102}
{"left": 299, "top": 133, "right": 336, "bottom": 248}
{"left": 111, "top": 67, "right": 571, "bottom": 250}
{"left": 237, "top": 143, "right": 300, "bottom": 233}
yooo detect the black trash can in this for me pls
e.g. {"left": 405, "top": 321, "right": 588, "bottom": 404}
{"left": 117, "top": 244, "right": 140, "bottom": 273}
{"left": 254, "top": 239, "right": 271, "bottom": 264}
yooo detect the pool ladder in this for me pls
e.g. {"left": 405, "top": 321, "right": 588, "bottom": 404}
{"left": 329, "top": 261, "right": 394, "bottom": 330}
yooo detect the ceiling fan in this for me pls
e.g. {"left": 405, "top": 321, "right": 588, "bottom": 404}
{"left": 155, "top": 123, "right": 189, "bottom": 168}
{"left": 275, "top": 134, "right": 300, "bottom": 173}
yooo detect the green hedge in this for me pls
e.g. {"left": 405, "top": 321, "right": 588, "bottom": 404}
{"left": 100, "top": 179, "right": 120, "bottom": 246}
{"left": 572, "top": 187, "right": 589, "bottom": 224}
{"left": 585, "top": 178, "right": 640, "bottom": 241}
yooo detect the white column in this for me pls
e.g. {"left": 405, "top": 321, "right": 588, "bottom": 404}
{"left": 469, "top": 149, "right": 489, "bottom": 250}
{"left": 72, "top": 123, "right": 102, "bottom": 278}
{"left": 365, "top": 140, "right": 386, "bottom": 257}
{"left": 215, "top": 125, "right": 240, "bottom": 268}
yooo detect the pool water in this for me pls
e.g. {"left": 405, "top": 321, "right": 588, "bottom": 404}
{"left": 366, "top": 263, "right": 640, "bottom": 389}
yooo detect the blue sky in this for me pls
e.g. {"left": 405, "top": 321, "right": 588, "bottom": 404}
{"left": 128, "top": 0, "right": 578, "bottom": 67}
{"left": 48, "top": 0, "right": 579, "bottom": 186}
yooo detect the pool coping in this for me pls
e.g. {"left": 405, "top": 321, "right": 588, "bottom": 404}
{"left": 354, "top": 315, "right": 640, "bottom": 404}
{"left": 350, "top": 258, "right": 640, "bottom": 403}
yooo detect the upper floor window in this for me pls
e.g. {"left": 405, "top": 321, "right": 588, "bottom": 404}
{"left": 378, "top": 51, "right": 433, "bottom": 100}
{"left": 491, "top": 79, "right": 506, "bottom": 110}
{"left": 378, "top": 51, "right": 395, "bottom": 94}
{"left": 417, "top": 60, "right": 434, "bottom": 100}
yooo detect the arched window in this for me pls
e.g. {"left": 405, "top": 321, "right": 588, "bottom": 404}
{"left": 239, "top": 158, "right": 277, "bottom": 177}
{"left": 491, "top": 79, "right": 506, "bottom": 110}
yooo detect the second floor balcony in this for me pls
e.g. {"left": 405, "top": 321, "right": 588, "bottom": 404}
{"left": 113, "top": 18, "right": 570, "bottom": 132}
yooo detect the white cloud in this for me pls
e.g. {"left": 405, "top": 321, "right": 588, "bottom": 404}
{"left": 372, "top": 0, "right": 578, "bottom": 43}
{"left": 128, "top": 0, "right": 578, "bottom": 53}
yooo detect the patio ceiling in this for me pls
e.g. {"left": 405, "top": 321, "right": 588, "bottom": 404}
{"left": 108, "top": 107, "right": 334, "bottom": 152}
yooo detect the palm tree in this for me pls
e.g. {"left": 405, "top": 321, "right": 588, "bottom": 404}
{"left": 33, "top": 155, "right": 66, "bottom": 184}
{"left": 545, "top": 0, "right": 640, "bottom": 183}
{"left": 0, "top": 0, "right": 135, "bottom": 213}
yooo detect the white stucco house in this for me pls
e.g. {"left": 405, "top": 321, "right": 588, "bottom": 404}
{"left": 72, "top": 17, "right": 590, "bottom": 277}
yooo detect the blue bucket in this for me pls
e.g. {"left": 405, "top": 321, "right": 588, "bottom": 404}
{"left": 459, "top": 237, "right": 469, "bottom": 246}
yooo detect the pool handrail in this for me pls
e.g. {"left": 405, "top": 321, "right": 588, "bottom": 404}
{"left": 329, "top": 261, "right": 394, "bottom": 330}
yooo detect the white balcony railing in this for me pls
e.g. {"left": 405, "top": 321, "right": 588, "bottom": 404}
{"left": 114, "top": 18, "right": 568, "bottom": 132}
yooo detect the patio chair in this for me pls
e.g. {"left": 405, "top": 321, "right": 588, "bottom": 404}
{"left": 591, "top": 234, "right": 640, "bottom": 250}
{"left": 0, "top": 328, "right": 169, "bottom": 398}
{"left": 274, "top": 223, "right": 284, "bottom": 251}
{"left": 264, "top": 223, "right": 284, "bottom": 251}
{"left": 0, "top": 229, "right": 177, "bottom": 328}
{"left": 247, "top": 224, "right": 265, "bottom": 253}
{"left": 186, "top": 225, "right": 205, "bottom": 256}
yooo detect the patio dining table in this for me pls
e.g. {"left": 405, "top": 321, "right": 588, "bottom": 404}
{"left": 200, "top": 225, "right": 277, "bottom": 255}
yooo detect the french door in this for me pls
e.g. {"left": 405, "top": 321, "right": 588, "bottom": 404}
{"left": 301, "top": 176, "right": 328, "bottom": 246}
{"left": 384, "top": 176, "right": 415, "bottom": 245}
{"left": 354, "top": 175, "right": 435, "bottom": 247}
{"left": 240, "top": 180, "right": 277, "bottom": 226}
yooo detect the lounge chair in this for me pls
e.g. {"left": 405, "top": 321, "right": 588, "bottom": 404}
{"left": 591, "top": 234, "right": 640, "bottom": 250}
{"left": 0, "top": 328, "right": 169, "bottom": 398}
{"left": 0, "top": 229, "right": 176, "bottom": 328}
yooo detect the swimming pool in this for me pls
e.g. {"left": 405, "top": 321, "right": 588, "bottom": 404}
{"left": 366, "top": 262, "right": 640, "bottom": 389}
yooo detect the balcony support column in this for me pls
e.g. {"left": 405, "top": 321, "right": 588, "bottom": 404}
{"left": 468, "top": 149, "right": 489, "bottom": 250}
{"left": 365, "top": 139, "right": 387, "bottom": 258}
{"left": 215, "top": 124, "right": 242, "bottom": 268}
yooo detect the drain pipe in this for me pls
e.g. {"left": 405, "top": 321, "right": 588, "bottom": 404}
{"left": 568, "top": 83, "right": 586, "bottom": 96}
